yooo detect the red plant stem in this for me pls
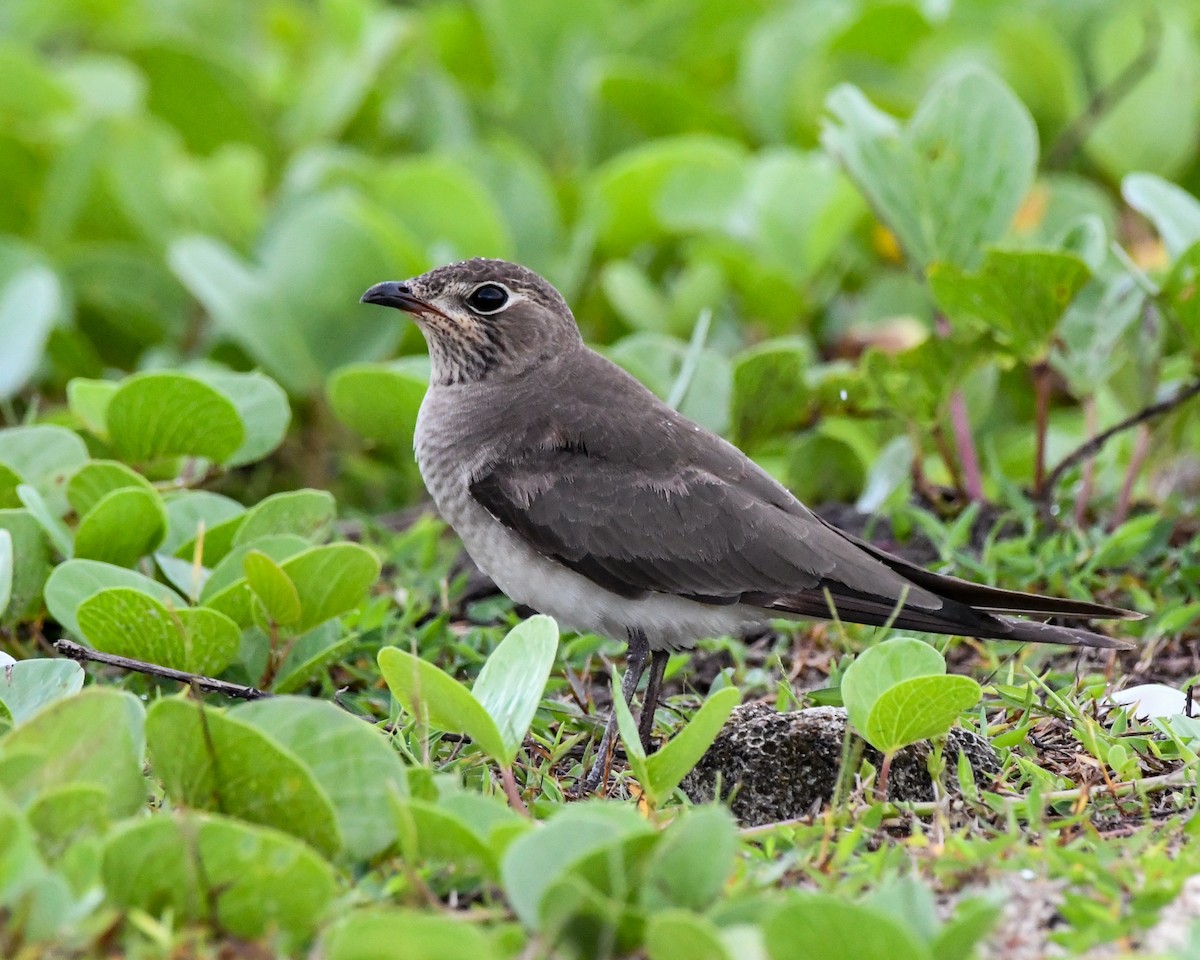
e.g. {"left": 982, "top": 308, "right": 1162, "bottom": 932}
{"left": 948, "top": 391, "right": 984, "bottom": 501}
{"left": 1111, "top": 424, "right": 1150, "bottom": 530}
{"left": 1074, "top": 398, "right": 1099, "bottom": 526}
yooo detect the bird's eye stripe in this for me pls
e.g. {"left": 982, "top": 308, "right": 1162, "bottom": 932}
{"left": 467, "top": 283, "right": 510, "bottom": 314}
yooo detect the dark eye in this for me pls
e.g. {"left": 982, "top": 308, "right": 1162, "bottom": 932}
{"left": 466, "top": 283, "right": 509, "bottom": 314}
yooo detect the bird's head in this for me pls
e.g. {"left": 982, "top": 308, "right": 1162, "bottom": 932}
{"left": 361, "top": 258, "right": 583, "bottom": 385}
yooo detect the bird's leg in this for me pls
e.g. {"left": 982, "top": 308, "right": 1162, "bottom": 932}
{"left": 578, "top": 629, "right": 650, "bottom": 794}
{"left": 638, "top": 649, "right": 669, "bottom": 752}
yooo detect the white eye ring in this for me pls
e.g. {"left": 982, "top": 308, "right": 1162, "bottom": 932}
{"left": 466, "top": 282, "right": 512, "bottom": 315}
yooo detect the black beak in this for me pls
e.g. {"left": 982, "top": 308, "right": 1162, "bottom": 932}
{"left": 360, "top": 281, "right": 440, "bottom": 316}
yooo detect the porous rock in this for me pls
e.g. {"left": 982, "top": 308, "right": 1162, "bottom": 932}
{"left": 680, "top": 703, "right": 1000, "bottom": 826}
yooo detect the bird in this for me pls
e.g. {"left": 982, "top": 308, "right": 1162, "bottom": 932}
{"left": 360, "top": 258, "right": 1140, "bottom": 793}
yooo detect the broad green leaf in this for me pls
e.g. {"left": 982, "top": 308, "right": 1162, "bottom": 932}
{"left": 471, "top": 615, "right": 559, "bottom": 763}
{"left": 244, "top": 550, "right": 301, "bottom": 627}
{"left": 0, "top": 261, "right": 62, "bottom": 401}
{"left": 66, "top": 460, "right": 156, "bottom": 518}
{"left": 378, "top": 646, "right": 507, "bottom": 764}
{"left": 1086, "top": 13, "right": 1200, "bottom": 181}
{"left": 76, "top": 587, "right": 240, "bottom": 676}
{"left": 105, "top": 371, "right": 245, "bottom": 464}
{"left": 932, "top": 896, "right": 1003, "bottom": 960}
{"left": 274, "top": 542, "right": 380, "bottom": 633}
{"left": 27, "top": 781, "right": 110, "bottom": 848}
{"left": 232, "top": 489, "right": 336, "bottom": 547}
{"left": 0, "top": 688, "right": 145, "bottom": 818}
{"left": 591, "top": 137, "right": 748, "bottom": 253}
{"left": 731, "top": 338, "right": 815, "bottom": 445}
{"left": 765, "top": 894, "right": 927, "bottom": 960}
{"left": 273, "top": 624, "right": 357, "bottom": 694}
{"left": 323, "top": 910, "right": 496, "bottom": 960}
{"left": 1124, "top": 174, "right": 1200, "bottom": 262}
{"left": 0, "top": 425, "right": 89, "bottom": 517}
{"left": 392, "top": 797, "right": 499, "bottom": 877}
{"left": 841, "top": 637, "right": 945, "bottom": 740}
{"left": 66, "top": 378, "right": 118, "bottom": 438}
{"left": 1164, "top": 240, "right": 1200, "bottom": 354}
{"left": 864, "top": 675, "right": 982, "bottom": 754}
{"left": 643, "top": 806, "right": 736, "bottom": 912}
{"left": 0, "top": 529, "right": 10, "bottom": 618}
{"left": 822, "top": 67, "right": 1037, "bottom": 269}
{"left": 856, "top": 435, "right": 915, "bottom": 514}
{"left": 0, "top": 660, "right": 83, "bottom": 725}
{"left": 647, "top": 910, "right": 732, "bottom": 960}
{"left": 73, "top": 487, "right": 168, "bottom": 567}
{"left": 0, "top": 510, "right": 50, "bottom": 624}
{"left": 929, "top": 249, "right": 1091, "bottom": 360}
{"left": 0, "top": 463, "right": 20, "bottom": 509}
{"left": 191, "top": 370, "right": 291, "bottom": 467}
{"left": 165, "top": 491, "right": 247, "bottom": 564}
{"left": 233, "top": 697, "right": 407, "bottom": 861}
{"left": 643, "top": 686, "right": 740, "bottom": 805}
{"left": 103, "top": 812, "right": 336, "bottom": 945}
{"left": 608, "top": 332, "right": 732, "bottom": 435}
{"left": 198, "top": 535, "right": 311, "bottom": 623}
{"left": 44, "top": 558, "right": 184, "bottom": 641}
{"left": 16, "top": 484, "right": 73, "bottom": 558}
{"left": 146, "top": 698, "right": 342, "bottom": 857}
{"left": 326, "top": 360, "right": 429, "bottom": 450}
{"left": 501, "top": 804, "right": 654, "bottom": 930}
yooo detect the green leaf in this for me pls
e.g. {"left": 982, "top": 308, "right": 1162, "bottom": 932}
{"left": 731, "top": 337, "right": 815, "bottom": 445}
{"left": 765, "top": 894, "right": 928, "bottom": 960}
{"left": 16, "top": 484, "right": 73, "bottom": 559}
{"left": 643, "top": 686, "right": 740, "bottom": 805}
{"left": 323, "top": 910, "right": 497, "bottom": 960}
{"left": 643, "top": 806, "right": 736, "bottom": 912}
{"left": 44, "top": 558, "right": 184, "bottom": 640}
{"left": 0, "top": 529, "right": 10, "bottom": 619}
{"left": 190, "top": 370, "right": 291, "bottom": 467}
{"left": 932, "top": 896, "right": 1003, "bottom": 960}
{"left": 864, "top": 675, "right": 982, "bottom": 753}
{"left": 103, "top": 812, "right": 336, "bottom": 945}
{"left": 232, "top": 489, "right": 336, "bottom": 547}
{"left": 66, "top": 460, "right": 156, "bottom": 518}
{"left": 163, "top": 490, "right": 245, "bottom": 559}
{"left": 392, "top": 796, "right": 500, "bottom": 877}
{"left": 501, "top": 804, "right": 654, "bottom": 930}
{"left": 233, "top": 697, "right": 408, "bottom": 861}
{"left": 76, "top": 587, "right": 240, "bottom": 676}
{"left": 1086, "top": 12, "right": 1200, "bottom": 181}
{"left": 105, "top": 371, "right": 245, "bottom": 464}
{"left": 0, "top": 510, "right": 51, "bottom": 624}
{"left": 0, "top": 688, "right": 146, "bottom": 818}
{"left": 273, "top": 625, "right": 357, "bottom": 695}
{"left": 1123, "top": 173, "right": 1200, "bottom": 260}
{"left": 646, "top": 910, "right": 732, "bottom": 960}
{"left": 377, "top": 645, "right": 507, "bottom": 765}
{"left": 471, "top": 615, "right": 559, "bottom": 763}
{"left": 822, "top": 67, "right": 1037, "bottom": 269}
{"left": 243, "top": 550, "right": 301, "bottom": 627}
{"left": 0, "top": 660, "right": 84, "bottom": 725}
{"left": 0, "top": 425, "right": 89, "bottom": 516}
{"left": 841, "top": 637, "right": 945, "bottom": 739}
{"left": 0, "top": 261, "right": 62, "bottom": 401}
{"left": 66, "top": 379, "right": 118, "bottom": 439}
{"left": 273, "top": 542, "right": 380, "bottom": 633}
{"left": 73, "top": 487, "right": 168, "bottom": 567}
{"left": 145, "top": 698, "right": 342, "bottom": 857}
{"left": 1164, "top": 240, "right": 1200, "bottom": 355}
{"left": 930, "top": 248, "right": 1091, "bottom": 360}
{"left": 327, "top": 360, "right": 430, "bottom": 450}
{"left": 198, "top": 535, "right": 311, "bottom": 624}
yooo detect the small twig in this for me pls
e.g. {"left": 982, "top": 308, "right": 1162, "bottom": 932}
{"left": 1044, "top": 11, "right": 1163, "bottom": 168}
{"left": 1041, "top": 377, "right": 1200, "bottom": 504}
{"left": 499, "top": 766, "right": 531, "bottom": 818}
{"left": 54, "top": 640, "right": 271, "bottom": 701}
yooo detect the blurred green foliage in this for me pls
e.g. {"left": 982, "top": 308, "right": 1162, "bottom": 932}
{"left": 1, "top": 0, "right": 1197, "bottom": 515}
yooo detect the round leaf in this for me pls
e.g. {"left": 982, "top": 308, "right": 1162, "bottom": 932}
{"left": 44, "top": 558, "right": 184, "bottom": 640}
{"left": 863, "top": 675, "right": 982, "bottom": 753}
{"left": 327, "top": 360, "right": 428, "bottom": 450}
{"left": 145, "top": 698, "right": 342, "bottom": 857}
{"left": 73, "top": 487, "right": 167, "bottom": 567}
{"left": 841, "top": 637, "right": 946, "bottom": 739}
{"left": 76, "top": 587, "right": 240, "bottom": 676}
{"left": 105, "top": 371, "right": 245, "bottom": 464}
